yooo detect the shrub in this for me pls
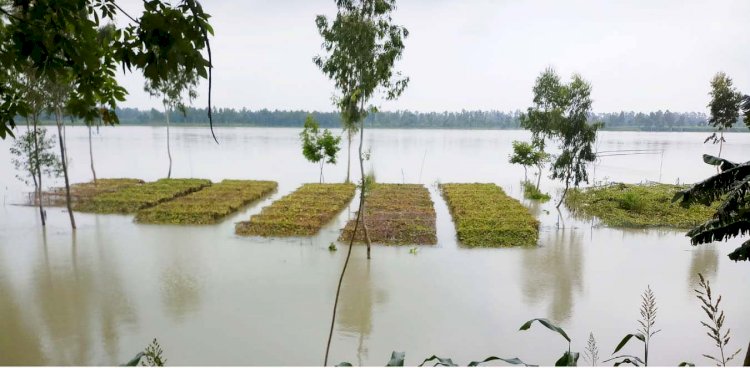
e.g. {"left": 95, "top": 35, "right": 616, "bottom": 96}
{"left": 522, "top": 181, "right": 551, "bottom": 202}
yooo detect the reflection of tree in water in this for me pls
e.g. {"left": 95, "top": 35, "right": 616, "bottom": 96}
{"left": 521, "top": 229, "right": 584, "bottom": 323}
{"left": 687, "top": 245, "right": 719, "bottom": 290}
{"left": 159, "top": 239, "right": 203, "bottom": 323}
{"left": 30, "top": 227, "right": 136, "bottom": 365}
{"left": 336, "top": 258, "right": 388, "bottom": 366}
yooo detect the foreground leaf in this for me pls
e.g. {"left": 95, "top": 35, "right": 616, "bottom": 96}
{"left": 519, "top": 318, "right": 571, "bottom": 342}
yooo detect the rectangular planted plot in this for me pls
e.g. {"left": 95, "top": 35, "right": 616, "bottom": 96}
{"left": 135, "top": 180, "right": 278, "bottom": 224}
{"left": 339, "top": 184, "right": 437, "bottom": 245}
{"left": 440, "top": 183, "right": 539, "bottom": 247}
{"left": 44, "top": 178, "right": 145, "bottom": 207}
{"left": 75, "top": 178, "right": 212, "bottom": 214}
{"left": 235, "top": 183, "right": 355, "bottom": 237}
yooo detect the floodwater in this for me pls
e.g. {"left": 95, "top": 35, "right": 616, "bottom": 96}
{"left": 1, "top": 126, "right": 749, "bottom": 366}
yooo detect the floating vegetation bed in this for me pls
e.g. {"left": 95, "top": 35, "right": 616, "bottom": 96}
{"left": 564, "top": 183, "right": 716, "bottom": 228}
{"left": 339, "top": 183, "right": 436, "bottom": 245}
{"left": 41, "top": 178, "right": 145, "bottom": 207}
{"left": 440, "top": 183, "right": 539, "bottom": 247}
{"left": 75, "top": 178, "right": 212, "bottom": 214}
{"left": 235, "top": 183, "right": 355, "bottom": 236}
{"left": 135, "top": 180, "right": 278, "bottom": 224}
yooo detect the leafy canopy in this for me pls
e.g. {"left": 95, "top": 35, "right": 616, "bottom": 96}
{"left": 705, "top": 72, "right": 743, "bottom": 144}
{"left": 9, "top": 128, "right": 62, "bottom": 186}
{"left": 300, "top": 115, "right": 342, "bottom": 165}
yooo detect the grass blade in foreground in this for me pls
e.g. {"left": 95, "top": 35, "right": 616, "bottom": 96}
{"left": 440, "top": 183, "right": 539, "bottom": 247}
{"left": 135, "top": 180, "right": 277, "bottom": 224}
{"left": 75, "top": 178, "right": 212, "bottom": 214}
{"left": 235, "top": 183, "right": 355, "bottom": 237}
{"left": 339, "top": 183, "right": 437, "bottom": 245}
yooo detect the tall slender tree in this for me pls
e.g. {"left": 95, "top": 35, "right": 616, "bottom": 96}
{"left": 314, "top": 0, "right": 409, "bottom": 260}
{"left": 144, "top": 66, "right": 198, "bottom": 179}
{"left": 705, "top": 72, "right": 743, "bottom": 159}
{"left": 47, "top": 72, "right": 77, "bottom": 229}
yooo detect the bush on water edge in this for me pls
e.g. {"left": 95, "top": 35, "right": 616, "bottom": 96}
{"left": 235, "top": 183, "right": 355, "bottom": 237}
{"left": 339, "top": 183, "right": 437, "bottom": 245}
{"left": 521, "top": 181, "right": 550, "bottom": 202}
{"left": 439, "top": 183, "right": 539, "bottom": 247}
{"left": 74, "top": 178, "right": 212, "bottom": 214}
{"left": 42, "top": 178, "right": 145, "bottom": 207}
{"left": 564, "top": 183, "right": 716, "bottom": 228}
{"left": 135, "top": 180, "right": 278, "bottom": 224}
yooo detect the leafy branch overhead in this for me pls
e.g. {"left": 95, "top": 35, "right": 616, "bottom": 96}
{"left": 0, "top": 0, "right": 215, "bottom": 139}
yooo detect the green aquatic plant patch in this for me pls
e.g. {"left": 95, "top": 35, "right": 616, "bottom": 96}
{"left": 235, "top": 183, "right": 355, "bottom": 237}
{"left": 44, "top": 178, "right": 145, "bottom": 207}
{"left": 339, "top": 183, "right": 437, "bottom": 245}
{"left": 135, "top": 180, "right": 278, "bottom": 224}
{"left": 75, "top": 178, "right": 212, "bottom": 214}
{"left": 522, "top": 181, "right": 551, "bottom": 202}
{"left": 564, "top": 183, "right": 716, "bottom": 228}
{"left": 440, "top": 183, "right": 539, "bottom": 247}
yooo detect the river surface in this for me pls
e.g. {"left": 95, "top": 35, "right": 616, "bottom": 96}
{"left": 1, "top": 127, "right": 749, "bottom": 366}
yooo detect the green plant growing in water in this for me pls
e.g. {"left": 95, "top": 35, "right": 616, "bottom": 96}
{"left": 618, "top": 191, "right": 644, "bottom": 212}
{"left": 704, "top": 72, "right": 743, "bottom": 159}
{"left": 329, "top": 242, "right": 338, "bottom": 251}
{"left": 519, "top": 318, "right": 579, "bottom": 366}
{"left": 9, "top": 128, "right": 62, "bottom": 192}
{"left": 522, "top": 181, "right": 551, "bottom": 202}
{"left": 695, "top": 273, "right": 742, "bottom": 366}
{"left": 337, "top": 350, "right": 532, "bottom": 367}
{"left": 584, "top": 332, "right": 599, "bottom": 366}
{"left": 122, "top": 338, "right": 166, "bottom": 366}
{"left": 509, "top": 140, "right": 549, "bottom": 190}
{"left": 607, "top": 286, "right": 660, "bottom": 366}
{"left": 300, "top": 115, "right": 342, "bottom": 183}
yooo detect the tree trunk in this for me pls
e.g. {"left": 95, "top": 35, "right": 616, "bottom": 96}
{"left": 166, "top": 106, "right": 172, "bottom": 179}
{"left": 358, "top": 119, "right": 372, "bottom": 259}
{"left": 743, "top": 340, "right": 749, "bottom": 366}
{"left": 55, "top": 109, "right": 76, "bottom": 229}
{"left": 88, "top": 124, "right": 97, "bottom": 184}
{"left": 536, "top": 165, "right": 542, "bottom": 190}
{"left": 556, "top": 178, "right": 569, "bottom": 209}
{"left": 523, "top": 166, "right": 527, "bottom": 182}
{"left": 33, "top": 117, "right": 45, "bottom": 226}
{"left": 345, "top": 129, "right": 352, "bottom": 183}
{"left": 320, "top": 161, "right": 324, "bottom": 183}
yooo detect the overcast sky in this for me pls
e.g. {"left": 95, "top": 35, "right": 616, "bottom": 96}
{"left": 116, "top": 0, "right": 750, "bottom": 113}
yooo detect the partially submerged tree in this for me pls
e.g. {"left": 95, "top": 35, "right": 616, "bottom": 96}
{"left": 705, "top": 72, "right": 743, "bottom": 159}
{"left": 9, "top": 128, "right": 62, "bottom": 204}
{"left": 509, "top": 140, "right": 548, "bottom": 189}
{"left": 673, "top": 154, "right": 750, "bottom": 262}
{"left": 144, "top": 66, "right": 199, "bottom": 178}
{"left": 47, "top": 72, "right": 77, "bottom": 229}
{"left": 314, "top": 0, "right": 409, "bottom": 260}
{"left": 521, "top": 68, "right": 602, "bottom": 208}
{"left": 300, "top": 115, "right": 341, "bottom": 183}
{"left": 341, "top": 117, "right": 358, "bottom": 183}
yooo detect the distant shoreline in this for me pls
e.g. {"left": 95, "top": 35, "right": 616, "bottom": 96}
{"left": 28, "top": 120, "right": 749, "bottom": 133}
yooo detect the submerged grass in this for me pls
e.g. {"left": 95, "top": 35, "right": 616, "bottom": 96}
{"left": 522, "top": 181, "right": 551, "bottom": 202}
{"left": 43, "top": 178, "right": 145, "bottom": 206}
{"left": 440, "top": 183, "right": 539, "bottom": 247}
{"left": 339, "top": 183, "right": 437, "bottom": 245}
{"left": 135, "top": 180, "right": 278, "bottom": 224}
{"left": 235, "top": 183, "right": 355, "bottom": 237}
{"left": 75, "top": 178, "right": 212, "bottom": 214}
{"left": 564, "top": 183, "right": 716, "bottom": 228}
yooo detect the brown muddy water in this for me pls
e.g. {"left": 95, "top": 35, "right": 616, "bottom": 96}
{"left": 0, "top": 127, "right": 749, "bottom": 365}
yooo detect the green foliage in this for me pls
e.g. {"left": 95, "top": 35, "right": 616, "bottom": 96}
{"left": 440, "top": 183, "right": 539, "bottom": 247}
{"left": 338, "top": 351, "right": 532, "bottom": 367}
{"left": 673, "top": 154, "right": 750, "bottom": 261}
{"left": 520, "top": 67, "right": 602, "bottom": 208}
{"left": 45, "top": 178, "right": 144, "bottom": 207}
{"left": 328, "top": 242, "right": 338, "bottom": 251}
{"left": 300, "top": 115, "right": 342, "bottom": 182}
{"left": 339, "top": 184, "right": 437, "bottom": 245}
{"left": 522, "top": 181, "right": 551, "bottom": 202}
{"left": 236, "top": 183, "right": 356, "bottom": 237}
{"left": 704, "top": 72, "right": 743, "bottom": 146}
{"left": 0, "top": 0, "right": 214, "bottom": 139}
{"left": 566, "top": 183, "right": 715, "bottom": 228}
{"left": 9, "top": 128, "right": 62, "bottom": 186}
{"left": 695, "top": 273, "right": 742, "bottom": 366}
{"left": 510, "top": 140, "right": 549, "bottom": 183}
{"left": 519, "top": 318, "right": 578, "bottom": 366}
{"left": 607, "top": 286, "right": 660, "bottom": 366}
{"left": 75, "top": 178, "right": 211, "bottom": 213}
{"left": 122, "top": 338, "right": 165, "bottom": 366}
{"left": 135, "top": 180, "right": 277, "bottom": 224}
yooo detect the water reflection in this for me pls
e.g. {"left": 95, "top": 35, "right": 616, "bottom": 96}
{"left": 687, "top": 245, "right": 719, "bottom": 291}
{"left": 521, "top": 229, "right": 584, "bottom": 323}
{"left": 336, "top": 258, "right": 388, "bottom": 366}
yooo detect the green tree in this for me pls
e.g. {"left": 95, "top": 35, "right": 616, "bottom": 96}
{"left": 705, "top": 72, "right": 743, "bottom": 158}
{"left": 144, "top": 66, "right": 199, "bottom": 179}
{"left": 9, "top": 127, "right": 62, "bottom": 200}
{"left": 47, "top": 71, "right": 77, "bottom": 229}
{"left": 300, "top": 115, "right": 342, "bottom": 183}
{"left": 674, "top": 154, "right": 750, "bottom": 262}
{"left": 509, "top": 140, "right": 548, "bottom": 189}
{"left": 0, "top": 0, "right": 214, "bottom": 140}
{"left": 520, "top": 68, "right": 602, "bottom": 209}
{"left": 314, "top": 0, "right": 409, "bottom": 260}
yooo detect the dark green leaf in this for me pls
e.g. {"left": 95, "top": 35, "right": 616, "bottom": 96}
{"left": 386, "top": 351, "right": 406, "bottom": 366}
{"left": 519, "top": 318, "right": 571, "bottom": 343}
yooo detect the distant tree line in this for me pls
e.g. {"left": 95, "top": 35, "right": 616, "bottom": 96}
{"left": 28, "top": 107, "right": 749, "bottom": 131}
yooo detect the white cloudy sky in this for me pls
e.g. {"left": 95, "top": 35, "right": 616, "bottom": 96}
{"left": 116, "top": 0, "right": 750, "bottom": 113}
